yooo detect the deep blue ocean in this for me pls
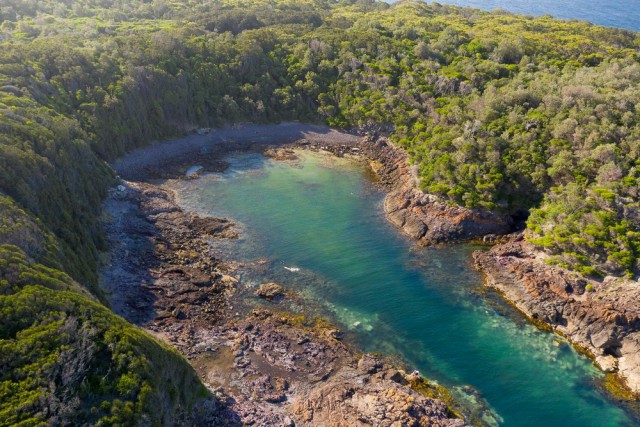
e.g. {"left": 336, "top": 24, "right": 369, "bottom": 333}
{"left": 388, "top": 0, "right": 640, "bottom": 32}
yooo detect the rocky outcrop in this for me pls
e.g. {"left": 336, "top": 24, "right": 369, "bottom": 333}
{"left": 101, "top": 181, "right": 239, "bottom": 326}
{"left": 358, "top": 136, "right": 510, "bottom": 245}
{"left": 473, "top": 239, "right": 640, "bottom": 394}
{"left": 255, "top": 282, "right": 284, "bottom": 300}
{"left": 191, "top": 310, "right": 466, "bottom": 427}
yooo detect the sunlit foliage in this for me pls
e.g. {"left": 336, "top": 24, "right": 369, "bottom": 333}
{"left": 1, "top": 0, "right": 639, "bottom": 422}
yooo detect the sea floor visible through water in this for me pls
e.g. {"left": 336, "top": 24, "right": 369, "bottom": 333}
{"left": 164, "top": 150, "right": 637, "bottom": 426}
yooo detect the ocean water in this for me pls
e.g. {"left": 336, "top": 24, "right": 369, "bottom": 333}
{"left": 386, "top": 0, "right": 640, "bottom": 32}
{"left": 167, "top": 151, "right": 636, "bottom": 426}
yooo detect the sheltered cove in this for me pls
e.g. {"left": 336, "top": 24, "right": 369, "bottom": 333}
{"left": 104, "top": 123, "right": 639, "bottom": 424}
{"left": 104, "top": 123, "right": 468, "bottom": 426}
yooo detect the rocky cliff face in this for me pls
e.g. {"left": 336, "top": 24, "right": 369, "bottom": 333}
{"left": 358, "top": 136, "right": 511, "bottom": 245}
{"left": 473, "top": 239, "right": 640, "bottom": 394}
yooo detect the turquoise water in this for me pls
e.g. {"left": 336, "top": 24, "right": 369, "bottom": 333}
{"left": 169, "top": 152, "right": 635, "bottom": 426}
{"left": 387, "top": 0, "right": 640, "bottom": 32}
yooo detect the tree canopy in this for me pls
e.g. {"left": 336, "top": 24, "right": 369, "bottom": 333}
{"left": 1, "top": 0, "right": 639, "bottom": 423}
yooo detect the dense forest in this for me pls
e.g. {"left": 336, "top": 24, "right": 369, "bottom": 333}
{"left": 0, "top": 0, "right": 639, "bottom": 424}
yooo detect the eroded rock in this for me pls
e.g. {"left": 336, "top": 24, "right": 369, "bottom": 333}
{"left": 255, "top": 282, "right": 285, "bottom": 300}
{"left": 474, "top": 240, "right": 640, "bottom": 394}
{"left": 216, "top": 312, "right": 467, "bottom": 426}
{"left": 359, "top": 136, "right": 510, "bottom": 245}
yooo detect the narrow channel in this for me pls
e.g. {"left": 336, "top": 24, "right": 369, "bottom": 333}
{"left": 165, "top": 150, "right": 634, "bottom": 426}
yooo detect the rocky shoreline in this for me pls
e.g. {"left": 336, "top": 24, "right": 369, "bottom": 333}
{"left": 353, "top": 134, "right": 640, "bottom": 400}
{"left": 101, "top": 124, "right": 470, "bottom": 426}
{"left": 356, "top": 136, "right": 511, "bottom": 245}
{"left": 473, "top": 239, "right": 640, "bottom": 397}
{"left": 112, "top": 122, "right": 361, "bottom": 182}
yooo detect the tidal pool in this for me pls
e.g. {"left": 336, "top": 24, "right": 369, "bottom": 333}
{"left": 167, "top": 151, "right": 634, "bottom": 426}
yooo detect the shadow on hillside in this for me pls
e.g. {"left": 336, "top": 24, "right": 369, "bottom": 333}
{"left": 113, "top": 122, "right": 359, "bottom": 182}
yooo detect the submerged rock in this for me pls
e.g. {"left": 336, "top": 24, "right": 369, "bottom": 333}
{"left": 263, "top": 147, "right": 299, "bottom": 161}
{"left": 474, "top": 240, "right": 640, "bottom": 395}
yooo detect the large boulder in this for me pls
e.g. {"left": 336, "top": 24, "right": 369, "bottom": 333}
{"left": 255, "top": 282, "right": 284, "bottom": 300}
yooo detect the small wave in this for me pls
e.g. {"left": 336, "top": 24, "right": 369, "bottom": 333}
{"left": 284, "top": 266, "right": 300, "bottom": 272}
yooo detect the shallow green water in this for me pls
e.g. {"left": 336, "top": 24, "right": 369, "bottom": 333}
{"left": 169, "top": 151, "right": 634, "bottom": 426}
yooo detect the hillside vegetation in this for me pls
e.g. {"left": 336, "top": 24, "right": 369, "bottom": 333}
{"left": 0, "top": 0, "right": 639, "bottom": 423}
